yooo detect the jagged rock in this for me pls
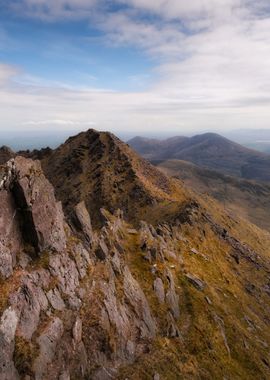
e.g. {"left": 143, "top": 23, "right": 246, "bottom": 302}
{"left": 71, "top": 243, "right": 92, "bottom": 279}
{"left": 11, "top": 156, "right": 66, "bottom": 253}
{"left": 49, "top": 253, "right": 79, "bottom": 296}
{"left": 0, "top": 242, "right": 13, "bottom": 279}
{"left": 18, "top": 252, "right": 32, "bottom": 269}
{"left": 0, "top": 307, "right": 19, "bottom": 380}
{"left": 67, "top": 295, "right": 82, "bottom": 311}
{"left": 186, "top": 273, "right": 206, "bottom": 291}
{"left": 72, "top": 201, "right": 93, "bottom": 244}
{"left": 13, "top": 279, "right": 44, "bottom": 340}
{"left": 47, "top": 288, "right": 65, "bottom": 311}
{"left": 0, "top": 189, "right": 23, "bottom": 268}
{"left": 166, "top": 312, "right": 181, "bottom": 338}
{"left": 92, "top": 367, "right": 118, "bottom": 380}
{"left": 34, "top": 317, "right": 64, "bottom": 380}
{"left": 165, "top": 270, "right": 180, "bottom": 320}
{"left": 73, "top": 317, "right": 82, "bottom": 344}
{"left": 95, "top": 239, "right": 108, "bottom": 261}
{"left": 123, "top": 266, "right": 156, "bottom": 338}
{"left": 153, "top": 278, "right": 165, "bottom": 304}
{"left": 110, "top": 249, "right": 122, "bottom": 274}
{"left": 101, "top": 275, "right": 133, "bottom": 360}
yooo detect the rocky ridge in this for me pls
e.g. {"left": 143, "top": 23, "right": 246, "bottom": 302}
{"left": 0, "top": 132, "right": 270, "bottom": 379}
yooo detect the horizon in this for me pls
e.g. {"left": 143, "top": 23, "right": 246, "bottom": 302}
{"left": 1, "top": 1, "right": 270, "bottom": 138}
{"left": 2, "top": 126, "right": 270, "bottom": 152}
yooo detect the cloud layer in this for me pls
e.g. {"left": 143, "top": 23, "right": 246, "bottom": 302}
{"left": 1, "top": 0, "right": 270, "bottom": 138}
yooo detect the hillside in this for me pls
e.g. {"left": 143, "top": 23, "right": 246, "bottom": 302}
{"left": 1, "top": 129, "right": 270, "bottom": 379}
{"left": 157, "top": 159, "right": 270, "bottom": 232}
{"left": 128, "top": 133, "right": 270, "bottom": 182}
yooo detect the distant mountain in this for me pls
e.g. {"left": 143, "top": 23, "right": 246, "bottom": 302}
{"left": 128, "top": 132, "right": 270, "bottom": 181}
{"left": 157, "top": 159, "right": 270, "bottom": 232}
{"left": 225, "top": 129, "right": 270, "bottom": 153}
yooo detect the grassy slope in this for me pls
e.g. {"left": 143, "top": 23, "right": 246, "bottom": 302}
{"left": 157, "top": 159, "right": 270, "bottom": 232}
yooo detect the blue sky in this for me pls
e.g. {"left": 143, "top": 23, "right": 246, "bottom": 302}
{"left": 0, "top": 0, "right": 270, "bottom": 147}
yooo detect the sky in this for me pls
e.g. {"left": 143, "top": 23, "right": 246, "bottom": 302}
{"left": 0, "top": 0, "right": 270, "bottom": 147}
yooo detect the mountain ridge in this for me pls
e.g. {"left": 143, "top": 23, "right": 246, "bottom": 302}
{"left": 128, "top": 132, "right": 270, "bottom": 181}
{"left": 1, "top": 129, "right": 270, "bottom": 379}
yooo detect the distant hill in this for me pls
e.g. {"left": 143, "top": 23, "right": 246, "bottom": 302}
{"left": 128, "top": 133, "right": 270, "bottom": 181}
{"left": 157, "top": 159, "right": 270, "bottom": 232}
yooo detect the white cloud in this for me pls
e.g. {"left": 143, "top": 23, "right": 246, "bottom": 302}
{"left": 1, "top": 0, "right": 270, "bottom": 137}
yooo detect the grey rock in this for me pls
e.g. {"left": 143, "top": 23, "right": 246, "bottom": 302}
{"left": 34, "top": 317, "right": 64, "bottom": 380}
{"left": 92, "top": 367, "right": 118, "bottom": 380}
{"left": 0, "top": 189, "right": 22, "bottom": 266}
{"left": 67, "top": 295, "right": 82, "bottom": 310}
{"left": 0, "top": 307, "right": 20, "bottom": 380}
{"left": 110, "top": 249, "right": 122, "bottom": 274}
{"left": 0, "top": 242, "right": 13, "bottom": 279}
{"left": 17, "top": 251, "right": 32, "bottom": 269}
{"left": 49, "top": 253, "right": 79, "bottom": 296}
{"left": 95, "top": 240, "right": 108, "bottom": 261}
{"left": 47, "top": 288, "right": 65, "bottom": 311}
{"left": 15, "top": 281, "right": 42, "bottom": 340}
{"left": 186, "top": 273, "right": 206, "bottom": 291}
{"left": 153, "top": 278, "right": 165, "bottom": 304}
{"left": 71, "top": 243, "right": 91, "bottom": 279}
{"left": 72, "top": 201, "right": 93, "bottom": 244}
{"left": 166, "top": 312, "right": 180, "bottom": 338}
{"left": 12, "top": 156, "right": 66, "bottom": 253}
{"left": 165, "top": 270, "right": 180, "bottom": 320}
{"left": 123, "top": 266, "right": 156, "bottom": 338}
{"left": 72, "top": 317, "right": 82, "bottom": 344}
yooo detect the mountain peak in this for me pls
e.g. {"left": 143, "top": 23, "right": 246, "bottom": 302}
{"left": 41, "top": 129, "right": 182, "bottom": 226}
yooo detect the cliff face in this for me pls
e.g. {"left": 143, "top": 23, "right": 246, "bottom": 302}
{"left": 1, "top": 133, "right": 270, "bottom": 379}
